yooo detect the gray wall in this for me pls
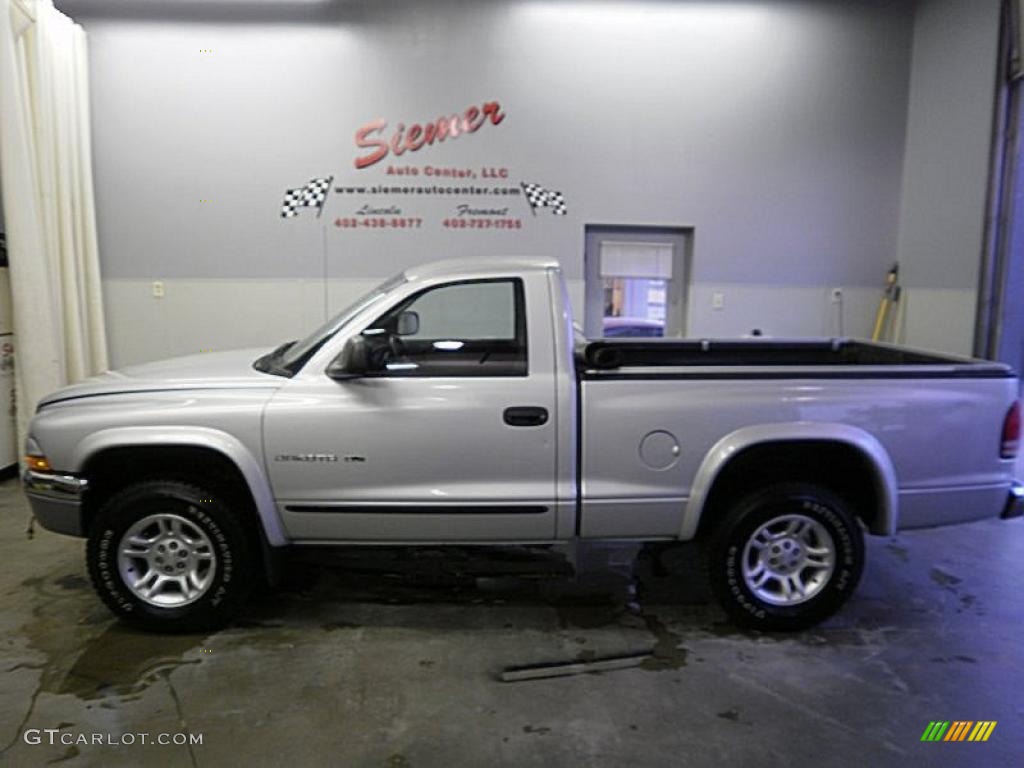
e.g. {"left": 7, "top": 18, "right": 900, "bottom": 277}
{"left": 896, "top": 0, "right": 1001, "bottom": 354}
{"left": 998, "top": 84, "right": 1024, "bottom": 381}
{"left": 898, "top": 0, "right": 1001, "bottom": 291}
{"left": 53, "top": 0, "right": 998, "bottom": 365}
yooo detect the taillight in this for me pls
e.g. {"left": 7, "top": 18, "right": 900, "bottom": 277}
{"left": 1002, "top": 401, "right": 1020, "bottom": 459}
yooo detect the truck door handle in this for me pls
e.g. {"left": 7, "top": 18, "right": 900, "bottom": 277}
{"left": 503, "top": 406, "right": 549, "bottom": 427}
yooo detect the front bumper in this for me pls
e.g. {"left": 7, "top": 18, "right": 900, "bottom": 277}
{"left": 23, "top": 469, "right": 88, "bottom": 537}
{"left": 1001, "top": 482, "right": 1023, "bottom": 520}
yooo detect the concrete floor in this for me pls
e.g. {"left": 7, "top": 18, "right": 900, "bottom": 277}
{"left": 0, "top": 477, "right": 1022, "bottom": 767}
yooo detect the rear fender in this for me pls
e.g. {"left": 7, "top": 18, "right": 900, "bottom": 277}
{"left": 683, "top": 422, "right": 899, "bottom": 538}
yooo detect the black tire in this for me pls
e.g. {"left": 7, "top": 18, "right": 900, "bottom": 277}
{"left": 87, "top": 480, "right": 256, "bottom": 632}
{"left": 705, "top": 482, "right": 864, "bottom": 631}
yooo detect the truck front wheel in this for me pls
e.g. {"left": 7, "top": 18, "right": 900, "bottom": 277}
{"left": 87, "top": 480, "right": 255, "bottom": 632}
{"left": 705, "top": 483, "right": 864, "bottom": 631}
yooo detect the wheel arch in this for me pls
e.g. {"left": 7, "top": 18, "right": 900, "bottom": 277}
{"left": 683, "top": 423, "right": 899, "bottom": 539}
{"left": 74, "top": 426, "right": 287, "bottom": 547}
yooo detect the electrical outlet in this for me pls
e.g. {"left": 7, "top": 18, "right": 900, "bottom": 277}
{"left": 712, "top": 292, "right": 724, "bottom": 310}
{"left": 152, "top": 281, "right": 165, "bottom": 298}
{"left": 830, "top": 288, "right": 843, "bottom": 303}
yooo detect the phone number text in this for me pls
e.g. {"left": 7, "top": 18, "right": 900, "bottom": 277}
{"left": 442, "top": 218, "right": 523, "bottom": 229}
{"left": 334, "top": 217, "right": 423, "bottom": 229}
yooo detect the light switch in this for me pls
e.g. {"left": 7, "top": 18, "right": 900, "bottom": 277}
{"left": 712, "top": 291, "right": 724, "bottom": 310}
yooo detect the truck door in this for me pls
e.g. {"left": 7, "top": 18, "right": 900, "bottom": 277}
{"left": 263, "top": 274, "right": 559, "bottom": 541}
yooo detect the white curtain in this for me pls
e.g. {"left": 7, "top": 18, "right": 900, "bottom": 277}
{"left": 599, "top": 241, "right": 675, "bottom": 279}
{"left": 0, "top": 0, "right": 108, "bottom": 449}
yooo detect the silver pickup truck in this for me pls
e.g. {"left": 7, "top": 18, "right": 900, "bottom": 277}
{"left": 23, "top": 257, "right": 1023, "bottom": 632}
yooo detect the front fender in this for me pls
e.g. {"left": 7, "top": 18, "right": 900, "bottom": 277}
{"left": 72, "top": 426, "right": 287, "bottom": 546}
{"left": 681, "top": 422, "right": 899, "bottom": 539}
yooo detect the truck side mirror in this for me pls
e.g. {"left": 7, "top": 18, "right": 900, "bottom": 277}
{"left": 326, "top": 336, "right": 370, "bottom": 380}
{"left": 396, "top": 310, "right": 419, "bottom": 337}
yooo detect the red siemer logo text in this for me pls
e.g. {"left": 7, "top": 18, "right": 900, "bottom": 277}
{"left": 353, "top": 100, "right": 506, "bottom": 170}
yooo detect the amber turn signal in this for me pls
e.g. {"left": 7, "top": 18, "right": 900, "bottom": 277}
{"left": 25, "top": 455, "right": 52, "bottom": 471}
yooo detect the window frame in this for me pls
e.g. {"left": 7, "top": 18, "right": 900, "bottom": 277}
{"left": 360, "top": 277, "right": 529, "bottom": 378}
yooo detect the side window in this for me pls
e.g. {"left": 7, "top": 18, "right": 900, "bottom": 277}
{"left": 366, "top": 279, "right": 527, "bottom": 376}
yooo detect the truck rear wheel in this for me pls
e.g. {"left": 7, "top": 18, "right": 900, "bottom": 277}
{"left": 87, "top": 480, "right": 255, "bottom": 632}
{"left": 705, "top": 483, "right": 864, "bottom": 631}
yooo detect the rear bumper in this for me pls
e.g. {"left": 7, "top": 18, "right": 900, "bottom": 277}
{"left": 1002, "top": 482, "right": 1024, "bottom": 520}
{"left": 23, "top": 469, "right": 88, "bottom": 537}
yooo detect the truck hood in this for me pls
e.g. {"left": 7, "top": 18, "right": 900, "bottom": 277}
{"left": 38, "top": 348, "right": 282, "bottom": 407}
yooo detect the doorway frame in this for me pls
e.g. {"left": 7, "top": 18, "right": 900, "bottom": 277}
{"left": 583, "top": 223, "right": 694, "bottom": 339}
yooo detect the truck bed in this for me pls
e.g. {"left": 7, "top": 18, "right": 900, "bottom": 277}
{"left": 575, "top": 336, "right": 1017, "bottom": 540}
{"left": 577, "top": 338, "right": 1014, "bottom": 379}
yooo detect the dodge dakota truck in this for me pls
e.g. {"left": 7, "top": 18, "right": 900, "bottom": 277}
{"left": 22, "top": 257, "right": 1023, "bottom": 632}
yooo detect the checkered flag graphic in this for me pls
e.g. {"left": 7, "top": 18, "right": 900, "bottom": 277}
{"left": 521, "top": 182, "right": 567, "bottom": 216}
{"left": 280, "top": 176, "right": 333, "bottom": 218}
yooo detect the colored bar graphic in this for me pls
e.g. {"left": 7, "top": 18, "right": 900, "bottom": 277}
{"left": 921, "top": 720, "right": 996, "bottom": 742}
{"left": 968, "top": 722, "right": 997, "bottom": 742}
{"left": 921, "top": 721, "right": 949, "bottom": 741}
{"left": 944, "top": 721, "right": 972, "bottom": 741}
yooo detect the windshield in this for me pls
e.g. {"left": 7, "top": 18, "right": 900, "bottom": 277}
{"left": 272, "top": 272, "right": 406, "bottom": 374}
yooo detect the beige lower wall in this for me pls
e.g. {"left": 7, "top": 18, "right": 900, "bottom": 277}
{"left": 898, "top": 287, "right": 978, "bottom": 357}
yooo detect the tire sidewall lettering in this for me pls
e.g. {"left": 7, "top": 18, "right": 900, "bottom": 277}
{"left": 724, "top": 544, "right": 766, "bottom": 619}
{"left": 96, "top": 528, "right": 134, "bottom": 611}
